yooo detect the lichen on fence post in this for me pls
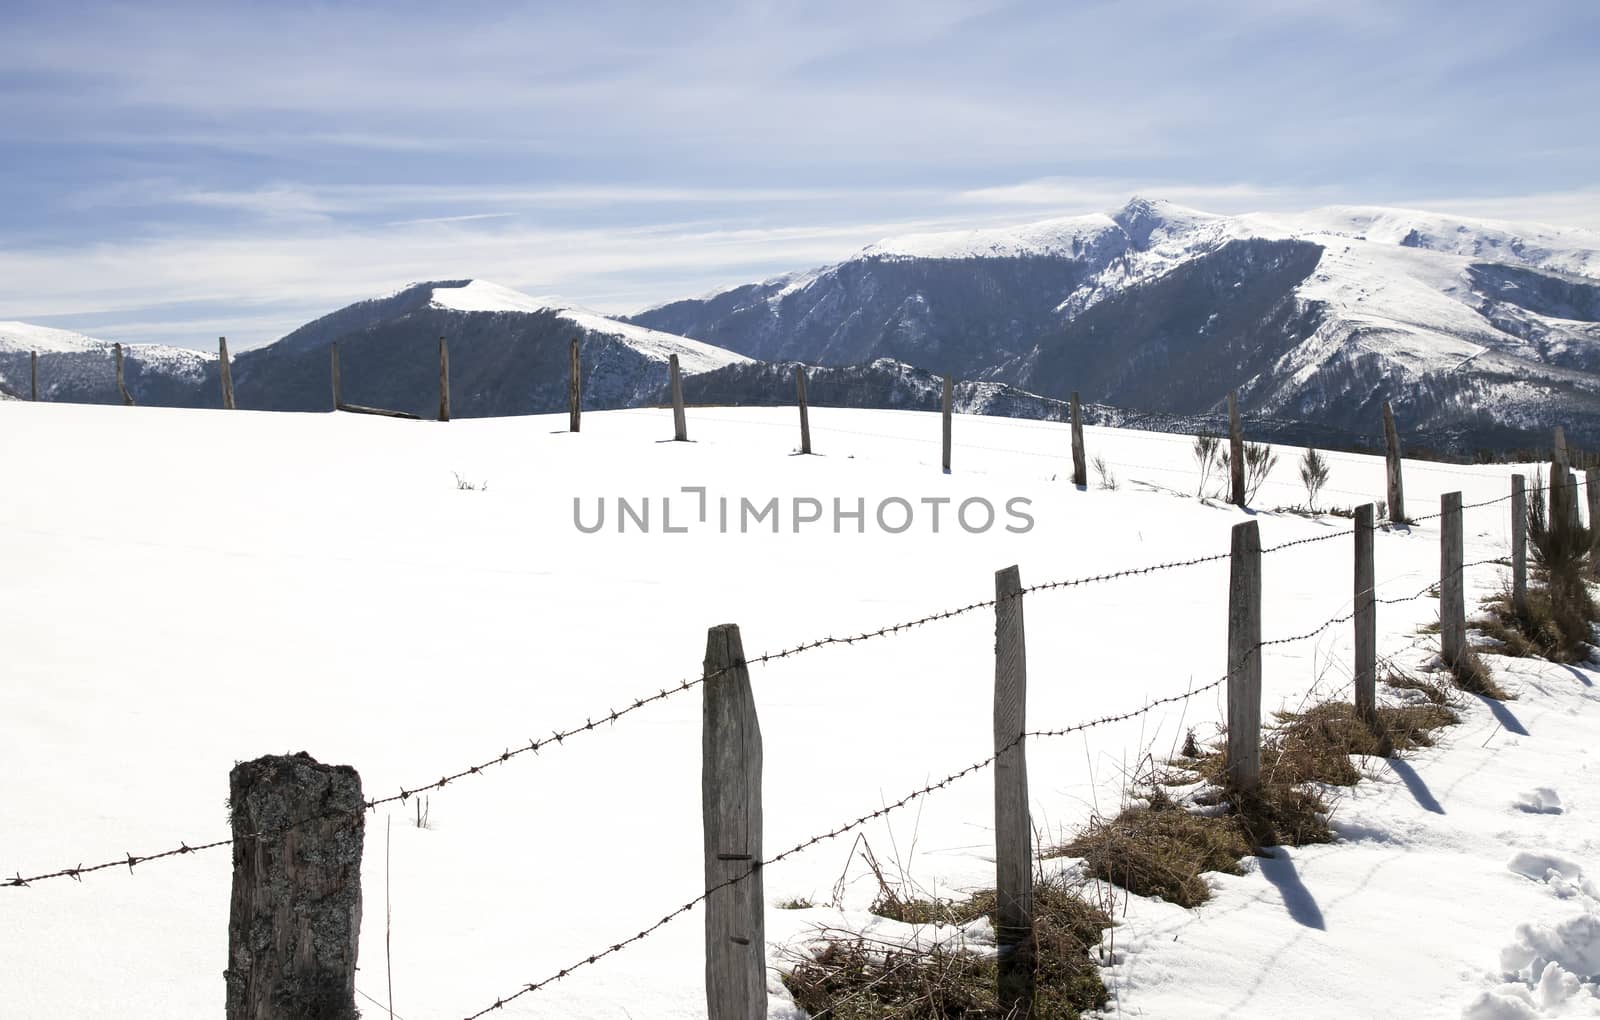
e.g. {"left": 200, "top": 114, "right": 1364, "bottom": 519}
{"left": 225, "top": 752, "right": 364, "bottom": 1020}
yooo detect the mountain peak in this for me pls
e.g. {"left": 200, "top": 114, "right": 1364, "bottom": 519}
{"left": 426, "top": 279, "right": 547, "bottom": 314}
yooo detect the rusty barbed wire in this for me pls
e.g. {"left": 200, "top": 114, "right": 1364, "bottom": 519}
{"left": 0, "top": 488, "right": 1539, "bottom": 889}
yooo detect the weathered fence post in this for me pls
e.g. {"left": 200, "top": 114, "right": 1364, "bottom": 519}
{"left": 1227, "top": 390, "right": 1245, "bottom": 506}
{"left": 1554, "top": 427, "right": 1570, "bottom": 474}
{"left": 1588, "top": 468, "right": 1600, "bottom": 578}
{"left": 1551, "top": 462, "right": 1571, "bottom": 550}
{"left": 1440, "top": 491, "right": 1466, "bottom": 671}
{"left": 670, "top": 354, "right": 688, "bottom": 441}
{"left": 30, "top": 351, "right": 38, "bottom": 401}
{"left": 1354, "top": 504, "right": 1376, "bottom": 724}
{"left": 702, "top": 624, "right": 766, "bottom": 1020}
{"left": 114, "top": 343, "right": 134, "bottom": 406}
{"left": 330, "top": 343, "right": 342, "bottom": 410}
{"left": 438, "top": 337, "right": 451, "bottom": 422}
{"left": 569, "top": 336, "right": 581, "bottom": 433}
{"left": 1227, "top": 520, "right": 1262, "bottom": 789}
{"left": 941, "top": 375, "right": 953, "bottom": 473}
{"left": 218, "top": 336, "right": 236, "bottom": 410}
{"left": 1568, "top": 469, "right": 1581, "bottom": 533}
{"left": 225, "top": 752, "right": 363, "bottom": 1020}
{"left": 1512, "top": 474, "right": 1528, "bottom": 617}
{"left": 993, "top": 565, "right": 1034, "bottom": 1013}
{"left": 1070, "top": 391, "right": 1087, "bottom": 488}
{"left": 1383, "top": 400, "right": 1405, "bottom": 522}
{"left": 794, "top": 366, "right": 811, "bottom": 455}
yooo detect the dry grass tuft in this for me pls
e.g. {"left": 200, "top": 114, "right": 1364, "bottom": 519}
{"left": 1050, "top": 795, "right": 1250, "bottom": 908}
{"left": 784, "top": 875, "right": 1109, "bottom": 1019}
{"left": 1449, "top": 648, "right": 1510, "bottom": 700}
{"left": 1263, "top": 699, "right": 1458, "bottom": 786}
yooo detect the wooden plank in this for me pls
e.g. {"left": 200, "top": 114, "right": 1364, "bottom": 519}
{"left": 336, "top": 402, "right": 422, "bottom": 421}
{"left": 794, "top": 365, "right": 811, "bottom": 455}
{"left": 1069, "top": 391, "right": 1087, "bottom": 488}
{"left": 1440, "top": 491, "right": 1466, "bottom": 670}
{"left": 1227, "top": 520, "right": 1262, "bottom": 789}
{"left": 218, "top": 336, "right": 236, "bottom": 410}
{"left": 1354, "top": 504, "right": 1376, "bottom": 723}
{"left": 331, "top": 342, "right": 342, "bottom": 410}
{"left": 993, "top": 565, "right": 1034, "bottom": 1013}
{"left": 225, "top": 752, "right": 363, "bottom": 1020}
{"left": 702, "top": 623, "right": 766, "bottom": 1020}
{"left": 1512, "top": 474, "right": 1528, "bottom": 617}
{"left": 941, "top": 375, "right": 953, "bottom": 473}
{"left": 670, "top": 354, "right": 688, "bottom": 441}
{"left": 114, "top": 343, "right": 134, "bottom": 406}
{"left": 1383, "top": 400, "right": 1405, "bottom": 522}
{"left": 438, "top": 336, "right": 451, "bottom": 422}
{"left": 569, "top": 336, "right": 581, "bottom": 433}
{"left": 1227, "top": 390, "right": 1245, "bottom": 506}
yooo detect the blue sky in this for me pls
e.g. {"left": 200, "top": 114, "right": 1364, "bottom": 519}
{"left": 2, "top": 0, "right": 1597, "bottom": 349}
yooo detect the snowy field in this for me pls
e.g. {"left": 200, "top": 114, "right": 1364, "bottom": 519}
{"left": 2, "top": 400, "right": 1596, "bottom": 1019}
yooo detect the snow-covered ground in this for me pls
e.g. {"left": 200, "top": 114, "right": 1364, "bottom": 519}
{"left": 1, "top": 400, "right": 1594, "bottom": 1018}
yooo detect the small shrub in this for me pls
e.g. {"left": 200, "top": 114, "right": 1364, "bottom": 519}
{"left": 777, "top": 896, "right": 816, "bottom": 910}
{"left": 453, "top": 472, "right": 488, "bottom": 492}
{"left": 1092, "top": 455, "right": 1117, "bottom": 491}
{"left": 1193, "top": 433, "right": 1221, "bottom": 498}
{"left": 1216, "top": 441, "right": 1279, "bottom": 504}
{"left": 1298, "top": 447, "right": 1330, "bottom": 511}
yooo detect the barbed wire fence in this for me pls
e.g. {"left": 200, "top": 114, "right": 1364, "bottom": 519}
{"left": 2, "top": 467, "right": 1578, "bottom": 1020}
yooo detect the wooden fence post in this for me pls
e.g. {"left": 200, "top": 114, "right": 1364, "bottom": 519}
{"left": 1568, "top": 470, "right": 1581, "bottom": 532}
{"left": 1070, "top": 392, "right": 1087, "bottom": 488}
{"left": 1512, "top": 474, "right": 1528, "bottom": 618}
{"left": 225, "top": 752, "right": 363, "bottom": 1020}
{"left": 1227, "top": 520, "right": 1262, "bottom": 789}
{"left": 569, "top": 337, "right": 581, "bottom": 433}
{"left": 1354, "top": 504, "right": 1376, "bottom": 724}
{"left": 1227, "top": 390, "right": 1245, "bottom": 506}
{"left": 794, "top": 366, "right": 812, "bottom": 455}
{"left": 1551, "top": 462, "right": 1571, "bottom": 550}
{"left": 218, "top": 336, "right": 236, "bottom": 410}
{"left": 1587, "top": 468, "right": 1600, "bottom": 578}
{"left": 670, "top": 354, "right": 688, "bottom": 441}
{"left": 941, "top": 375, "right": 953, "bottom": 473}
{"left": 114, "top": 343, "right": 134, "bottom": 406}
{"left": 993, "top": 565, "right": 1034, "bottom": 1014}
{"left": 1440, "top": 491, "right": 1466, "bottom": 671}
{"left": 1383, "top": 400, "right": 1405, "bottom": 522}
{"left": 331, "top": 343, "right": 342, "bottom": 410}
{"left": 1554, "top": 427, "right": 1570, "bottom": 475}
{"left": 31, "top": 351, "right": 38, "bottom": 401}
{"left": 702, "top": 624, "right": 766, "bottom": 1020}
{"left": 438, "top": 337, "right": 451, "bottom": 422}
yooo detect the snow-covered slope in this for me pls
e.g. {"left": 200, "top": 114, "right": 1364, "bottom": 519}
{"left": 3, "top": 400, "right": 1597, "bottom": 1018}
{"left": 0, "top": 321, "right": 213, "bottom": 403}
{"left": 630, "top": 198, "right": 1600, "bottom": 447}
{"left": 222, "top": 279, "right": 753, "bottom": 416}
{"left": 427, "top": 279, "right": 752, "bottom": 373}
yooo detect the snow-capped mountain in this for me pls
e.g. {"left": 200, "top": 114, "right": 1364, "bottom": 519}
{"left": 0, "top": 321, "right": 214, "bottom": 405}
{"left": 630, "top": 198, "right": 1600, "bottom": 447}
{"left": 226, "top": 279, "right": 752, "bottom": 416}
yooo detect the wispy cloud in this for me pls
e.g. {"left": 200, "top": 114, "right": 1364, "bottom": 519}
{"left": 1, "top": 0, "right": 1596, "bottom": 346}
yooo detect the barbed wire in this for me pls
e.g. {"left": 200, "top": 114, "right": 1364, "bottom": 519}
{"left": 0, "top": 479, "right": 1548, "bottom": 889}
{"left": 456, "top": 560, "right": 1472, "bottom": 1017}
